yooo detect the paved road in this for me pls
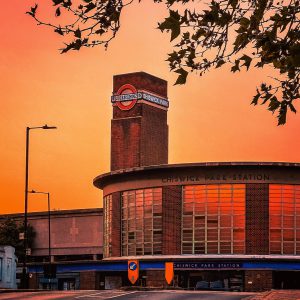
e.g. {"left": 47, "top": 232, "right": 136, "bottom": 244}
{"left": 0, "top": 290, "right": 255, "bottom": 300}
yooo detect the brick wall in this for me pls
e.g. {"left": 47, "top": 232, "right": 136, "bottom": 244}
{"left": 141, "top": 105, "right": 168, "bottom": 167}
{"left": 162, "top": 186, "right": 182, "bottom": 255}
{"left": 244, "top": 270, "right": 272, "bottom": 292}
{"left": 146, "top": 270, "right": 165, "bottom": 288}
{"left": 113, "top": 72, "right": 167, "bottom": 98}
{"left": 246, "top": 183, "right": 269, "bottom": 254}
{"left": 28, "top": 273, "right": 38, "bottom": 289}
{"left": 80, "top": 271, "right": 97, "bottom": 290}
{"left": 111, "top": 192, "right": 121, "bottom": 257}
{"left": 111, "top": 114, "right": 142, "bottom": 170}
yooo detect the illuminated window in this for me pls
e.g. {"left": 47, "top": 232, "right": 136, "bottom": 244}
{"left": 121, "top": 188, "right": 162, "bottom": 256}
{"left": 182, "top": 184, "right": 245, "bottom": 254}
{"left": 269, "top": 185, "right": 300, "bottom": 255}
{"left": 103, "top": 194, "right": 112, "bottom": 258}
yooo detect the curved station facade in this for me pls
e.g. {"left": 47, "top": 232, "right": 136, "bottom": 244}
{"left": 94, "top": 72, "right": 300, "bottom": 291}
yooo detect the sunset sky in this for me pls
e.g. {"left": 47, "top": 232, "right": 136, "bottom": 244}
{"left": 1, "top": 1, "right": 300, "bottom": 214}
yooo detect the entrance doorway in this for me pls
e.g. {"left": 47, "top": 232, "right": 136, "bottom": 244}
{"left": 177, "top": 270, "right": 244, "bottom": 291}
{"left": 58, "top": 278, "right": 76, "bottom": 290}
{"left": 273, "top": 271, "right": 300, "bottom": 289}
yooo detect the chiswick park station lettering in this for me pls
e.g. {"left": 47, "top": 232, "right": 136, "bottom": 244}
{"left": 161, "top": 173, "right": 270, "bottom": 183}
{"left": 174, "top": 262, "right": 242, "bottom": 269}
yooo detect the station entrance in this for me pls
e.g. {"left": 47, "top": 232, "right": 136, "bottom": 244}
{"left": 273, "top": 271, "right": 300, "bottom": 289}
{"left": 176, "top": 270, "right": 244, "bottom": 291}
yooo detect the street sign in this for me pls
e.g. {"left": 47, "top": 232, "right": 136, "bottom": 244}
{"left": 128, "top": 260, "right": 139, "bottom": 284}
{"left": 165, "top": 262, "right": 174, "bottom": 285}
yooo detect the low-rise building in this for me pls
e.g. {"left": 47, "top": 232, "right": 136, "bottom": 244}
{"left": 0, "top": 208, "right": 103, "bottom": 290}
{"left": 0, "top": 246, "right": 17, "bottom": 289}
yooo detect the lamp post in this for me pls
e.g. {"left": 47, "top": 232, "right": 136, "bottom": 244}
{"left": 28, "top": 190, "right": 52, "bottom": 289}
{"left": 23, "top": 125, "right": 56, "bottom": 288}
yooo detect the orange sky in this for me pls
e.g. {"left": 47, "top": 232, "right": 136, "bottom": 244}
{"left": 1, "top": 1, "right": 300, "bottom": 214}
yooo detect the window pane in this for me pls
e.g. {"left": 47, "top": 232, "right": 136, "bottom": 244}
{"left": 182, "top": 184, "right": 245, "bottom": 254}
{"left": 269, "top": 184, "right": 300, "bottom": 255}
{"left": 121, "top": 188, "right": 162, "bottom": 256}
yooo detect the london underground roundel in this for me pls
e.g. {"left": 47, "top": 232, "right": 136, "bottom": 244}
{"left": 128, "top": 260, "right": 139, "bottom": 284}
{"left": 111, "top": 83, "right": 169, "bottom": 110}
{"left": 115, "top": 84, "right": 138, "bottom": 111}
{"left": 129, "top": 261, "right": 137, "bottom": 271}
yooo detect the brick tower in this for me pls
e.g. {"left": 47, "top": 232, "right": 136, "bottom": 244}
{"left": 110, "top": 72, "right": 169, "bottom": 171}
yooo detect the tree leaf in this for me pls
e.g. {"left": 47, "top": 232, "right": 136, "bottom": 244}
{"left": 52, "top": 0, "right": 64, "bottom": 6}
{"left": 277, "top": 103, "right": 287, "bottom": 125}
{"left": 216, "top": 59, "right": 225, "bottom": 68}
{"left": 174, "top": 68, "right": 188, "bottom": 85}
{"left": 158, "top": 10, "right": 181, "bottom": 41}
{"left": 233, "top": 33, "right": 248, "bottom": 51}
{"left": 229, "top": 0, "right": 238, "bottom": 8}
{"left": 54, "top": 26, "right": 64, "bottom": 35}
{"left": 240, "top": 54, "right": 252, "bottom": 70}
{"left": 26, "top": 4, "right": 38, "bottom": 17}
{"left": 288, "top": 102, "right": 297, "bottom": 113}
{"left": 251, "top": 93, "right": 260, "bottom": 105}
{"left": 85, "top": 2, "right": 96, "bottom": 13}
{"left": 231, "top": 60, "right": 240, "bottom": 72}
{"left": 55, "top": 7, "right": 61, "bottom": 17}
{"left": 268, "top": 96, "right": 280, "bottom": 113}
{"left": 74, "top": 28, "right": 81, "bottom": 38}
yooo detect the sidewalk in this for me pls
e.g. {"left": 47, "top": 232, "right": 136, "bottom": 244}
{"left": 0, "top": 289, "right": 39, "bottom": 293}
{"left": 248, "top": 290, "right": 300, "bottom": 300}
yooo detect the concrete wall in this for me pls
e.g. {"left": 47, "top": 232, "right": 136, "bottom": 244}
{"left": 0, "top": 209, "right": 103, "bottom": 260}
{"left": 0, "top": 246, "right": 17, "bottom": 289}
{"left": 28, "top": 209, "right": 103, "bottom": 258}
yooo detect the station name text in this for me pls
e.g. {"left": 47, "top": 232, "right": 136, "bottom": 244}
{"left": 174, "top": 262, "right": 242, "bottom": 269}
{"left": 161, "top": 174, "right": 270, "bottom": 183}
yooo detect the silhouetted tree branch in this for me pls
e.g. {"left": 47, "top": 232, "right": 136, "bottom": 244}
{"left": 27, "top": 0, "right": 300, "bottom": 125}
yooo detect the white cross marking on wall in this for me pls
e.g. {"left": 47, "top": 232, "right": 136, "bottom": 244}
{"left": 70, "top": 218, "right": 79, "bottom": 242}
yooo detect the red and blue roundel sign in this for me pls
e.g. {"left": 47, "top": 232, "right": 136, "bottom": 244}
{"left": 129, "top": 261, "right": 137, "bottom": 271}
{"left": 111, "top": 83, "right": 169, "bottom": 110}
{"left": 114, "top": 84, "right": 138, "bottom": 111}
{"left": 128, "top": 260, "right": 139, "bottom": 284}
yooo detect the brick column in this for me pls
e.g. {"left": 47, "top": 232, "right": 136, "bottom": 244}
{"left": 162, "top": 186, "right": 182, "bottom": 255}
{"left": 246, "top": 183, "right": 269, "bottom": 254}
{"left": 245, "top": 270, "right": 272, "bottom": 291}
{"left": 111, "top": 192, "right": 121, "bottom": 257}
{"left": 28, "top": 272, "right": 38, "bottom": 289}
{"left": 80, "top": 271, "right": 97, "bottom": 289}
{"left": 146, "top": 270, "right": 165, "bottom": 288}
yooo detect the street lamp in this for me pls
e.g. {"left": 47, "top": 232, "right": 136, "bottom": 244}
{"left": 23, "top": 125, "right": 57, "bottom": 289}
